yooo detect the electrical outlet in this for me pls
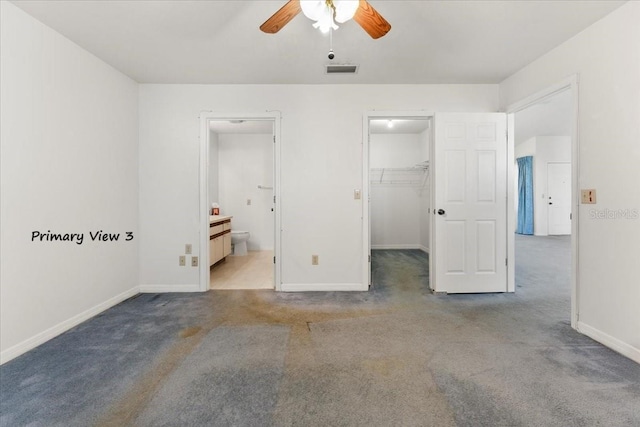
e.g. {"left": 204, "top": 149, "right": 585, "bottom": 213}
{"left": 179, "top": 255, "right": 186, "bottom": 266}
{"left": 581, "top": 189, "right": 597, "bottom": 204}
{"left": 191, "top": 256, "right": 198, "bottom": 267}
{"left": 185, "top": 244, "right": 192, "bottom": 254}
{"left": 312, "top": 255, "right": 319, "bottom": 265}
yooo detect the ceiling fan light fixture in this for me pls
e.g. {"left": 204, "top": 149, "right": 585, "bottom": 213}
{"left": 334, "top": 0, "right": 360, "bottom": 23}
{"left": 300, "top": 0, "right": 359, "bottom": 33}
{"left": 315, "top": 5, "right": 339, "bottom": 33}
{"left": 261, "top": 0, "right": 391, "bottom": 40}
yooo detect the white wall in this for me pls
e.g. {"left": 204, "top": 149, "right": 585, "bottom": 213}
{"left": 370, "top": 133, "right": 429, "bottom": 250}
{"left": 515, "top": 136, "right": 571, "bottom": 236}
{"left": 500, "top": 1, "right": 640, "bottom": 362}
{"left": 217, "top": 133, "right": 274, "bottom": 251}
{"left": 139, "top": 85, "right": 498, "bottom": 289}
{"left": 0, "top": 2, "right": 139, "bottom": 363}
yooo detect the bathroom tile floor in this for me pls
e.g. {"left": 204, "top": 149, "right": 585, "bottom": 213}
{"left": 210, "top": 250, "right": 274, "bottom": 290}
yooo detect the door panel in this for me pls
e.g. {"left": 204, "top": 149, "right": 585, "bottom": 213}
{"left": 445, "top": 220, "right": 466, "bottom": 273}
{"left": 548, "top": 162, "right": 571, "bottom": 235}
{"left": 434, "top": 113, "right": 507, "bottom": 293}
{"left": 476, "top": 220, "right": 496, "bottom": 273}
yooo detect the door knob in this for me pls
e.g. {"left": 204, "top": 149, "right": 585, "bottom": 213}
{"left": 548, "top": 202, "right": 553, "bottom": 205}
{"left": 437, "top": 209, "right": 445, "bottom": 215}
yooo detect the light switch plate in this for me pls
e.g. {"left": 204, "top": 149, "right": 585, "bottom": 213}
{"left": 185, "top": 244, "right": 192, "bottom": 254}
{"left": 191, "top": 256, "right": 198, "bottom": 267}
{"left": 581, "top": 189, "right": 596, "bottom": 204}
{"left": 354, "top": 190, "right": 361, "bottom": 200}
{"left": 179, "top": 255, "right": 186, "bottom": 266}
{"left": 311, "top": 255, "right": 319, "bottom": 265}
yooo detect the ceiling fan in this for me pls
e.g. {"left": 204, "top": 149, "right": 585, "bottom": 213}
{"left": 260, "top": 0, "right": 391, "bottom": 39}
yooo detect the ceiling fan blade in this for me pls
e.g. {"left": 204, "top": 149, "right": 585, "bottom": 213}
{"left": 260, "top": 0, "right": 302, "bottom": 34}
{"left": 353, "top": 0, "right": 391, "bottom": 39}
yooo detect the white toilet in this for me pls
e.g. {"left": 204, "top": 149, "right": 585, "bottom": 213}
{"left": 230, "top": 230, "right": 250, "bottom": 256}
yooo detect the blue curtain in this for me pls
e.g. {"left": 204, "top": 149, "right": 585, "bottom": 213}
{"left": 516, "top": 156, "right": 534, "bottom": 235}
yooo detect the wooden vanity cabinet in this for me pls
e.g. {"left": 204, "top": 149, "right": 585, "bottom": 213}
{"left": 209, "top": 217, "right": 232, "bottom": 266}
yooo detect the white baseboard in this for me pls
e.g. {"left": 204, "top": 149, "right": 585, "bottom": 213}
{"left": 370, "top": 244, "right": 429, "bottom": 253}
{"left": 1, "top": 286, "right": 139, "bottom": 365}
{"left": 577, "top": 321, "right": 640, "bottom": 364}
{"left": 371, "top": 244, "right": 422, "bottom": 250}
{"left": 280, "top": 283, "right": 368, "bottom": 292}
{"left": 139, "top": 284, "right": 201, "bottom": 293}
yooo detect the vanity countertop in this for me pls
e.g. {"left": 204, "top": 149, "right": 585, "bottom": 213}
{"left": 210, "top": 215, "right": 232, "bottom": 224}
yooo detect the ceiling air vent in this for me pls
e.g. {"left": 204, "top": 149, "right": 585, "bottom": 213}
{"left": 325, "top": 64, "right": 359, "bottom": 74}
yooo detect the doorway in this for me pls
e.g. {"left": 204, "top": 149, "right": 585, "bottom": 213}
{"left": 199, "top": 112, "right": 281, "bottom": 292}
{"left": 507, "top": 77, "right": 578, "bottom": 326}
{"left": 363, "top": 113, "right": 433, "bottom": 290}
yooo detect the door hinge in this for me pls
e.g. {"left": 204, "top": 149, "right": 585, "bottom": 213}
{"left": 570, "top": 213, "right": 572, "bottom": 220}
{"left": 273, "top": 256, "right": 276, "bottom": 264}
{"left": 505, "top": 258, "right": 508, "bottom": 266}
{"left": 273, "top": 196, "right": 276, "bottom": 203}
{"left": 273, "top": 135, "right": 276, "bottom": 143}
{"left": 368, "top": 255, "right": 371, "bottom": 263}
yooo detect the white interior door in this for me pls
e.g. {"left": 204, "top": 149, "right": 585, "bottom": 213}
{"left": 434, "top": 113, "right": 507, "bottom": 293}
{"left": 547, "top": 162, "right": 571, "bottom": 235}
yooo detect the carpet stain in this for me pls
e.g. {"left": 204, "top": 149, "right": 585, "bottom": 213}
{"left": 94, "top": 290, "right": 244, "bottom": 426}
{"left": 95, "top": 251, "right": 445, "bottom": 426}
{"left": 179, "top": 326, "right": 201, "bottom": 338}
{"left": 95, "top": 290, "right": 387, "bottom": 426}
{"left": 362, "top": 357, "right": 405, "bottom": 377}
{"left": 94, "top": 316, "right": 224, "bottom": 427}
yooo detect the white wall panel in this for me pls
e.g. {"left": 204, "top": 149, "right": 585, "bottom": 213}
{"left": 139, "top": 84, "right": 498, "bottom": 288}
{"left": 1, "top": 2, "right": 139, "bottom": 362}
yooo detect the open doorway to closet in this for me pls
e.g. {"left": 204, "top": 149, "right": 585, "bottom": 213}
{"left": 365, "top": 115, "right": 432, "bottom": 293}
{"left": 509, "top": 83, "right": 577, "bottom": 324}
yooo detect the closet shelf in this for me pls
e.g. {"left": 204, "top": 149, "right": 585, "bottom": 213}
{"left": 370, "top": 162, "right": 429, "bottom": 185}
{"left": 370, "top": 162, "right": 429, "bottom": 194}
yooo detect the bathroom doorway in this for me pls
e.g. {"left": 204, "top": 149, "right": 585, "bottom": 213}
{"left": 199, "top": 113, "right": 281, "bottom": 291}
{"left": 364, "top": 114, "right": 433, "bottom": 291}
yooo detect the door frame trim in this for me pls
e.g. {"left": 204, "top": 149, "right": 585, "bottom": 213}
{"left": 198, "top": 111, "right": 282, "bottom": 292}
{"left": 362, "top": 111, "right": 435, "bottom": 290}
{"left": 505, "top": 75, "right": 580, "bottom": 327}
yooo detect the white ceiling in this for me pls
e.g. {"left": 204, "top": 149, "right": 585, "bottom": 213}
{"left": 11, "top": 0, "right": 625, "bottom": 84}
{"left": 514, "top": 89, "right": 572, "bottom": 145}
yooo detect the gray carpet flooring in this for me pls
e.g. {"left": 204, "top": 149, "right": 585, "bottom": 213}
{"left": 1, "top": 235, "right": 639, "bottom": 426}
